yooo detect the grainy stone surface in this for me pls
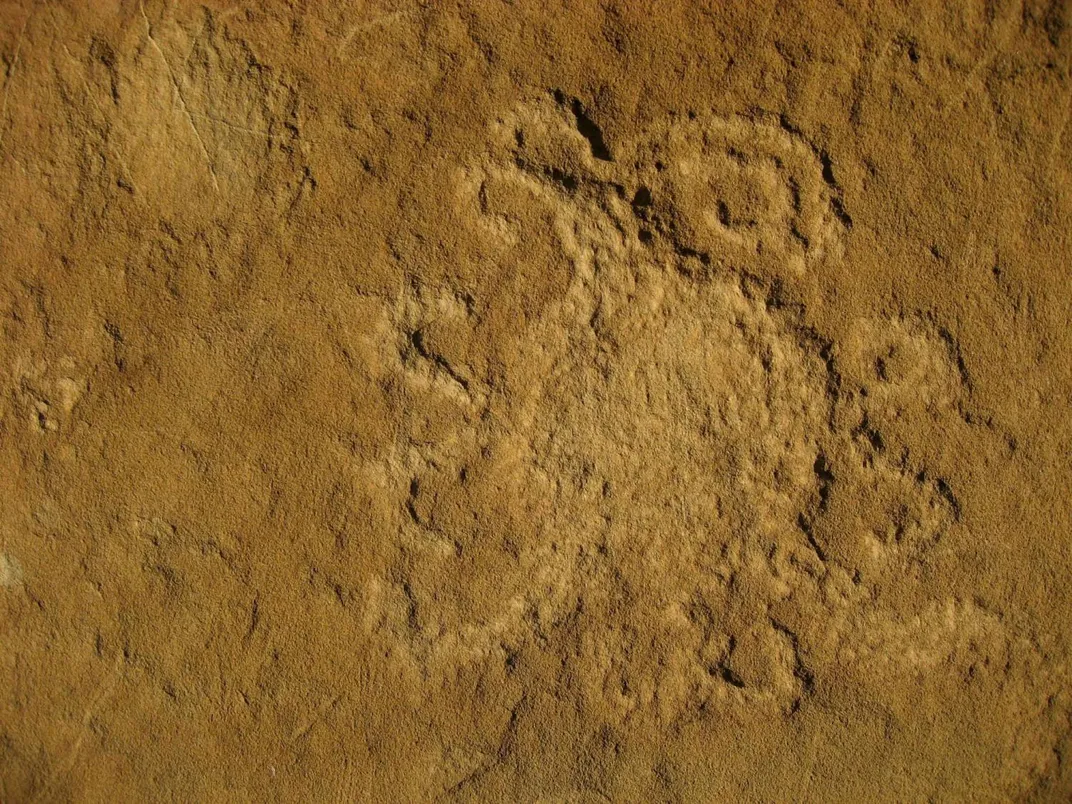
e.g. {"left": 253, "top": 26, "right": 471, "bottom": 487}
{"left": 1, "top": 1, "right": 1071, "bottom": 800}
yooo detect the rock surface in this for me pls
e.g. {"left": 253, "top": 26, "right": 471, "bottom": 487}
{"left": 1, "top": 0, "right": 1071, "bottom": 799}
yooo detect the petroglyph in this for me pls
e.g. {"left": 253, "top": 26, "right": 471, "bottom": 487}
{"left": 3, "top": 7, "right": 1069, "bottom": 798}
{"left": 362, "top": 98, "right": 989, "bottom": 722}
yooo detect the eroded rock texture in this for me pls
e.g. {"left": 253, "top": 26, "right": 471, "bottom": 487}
{"left": 1, "top": 1, "right": 1071, "bottom": 800}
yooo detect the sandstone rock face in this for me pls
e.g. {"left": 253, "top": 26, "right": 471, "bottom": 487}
{"left": 1, "top": 1, "right": 1071, "bottom": 800}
